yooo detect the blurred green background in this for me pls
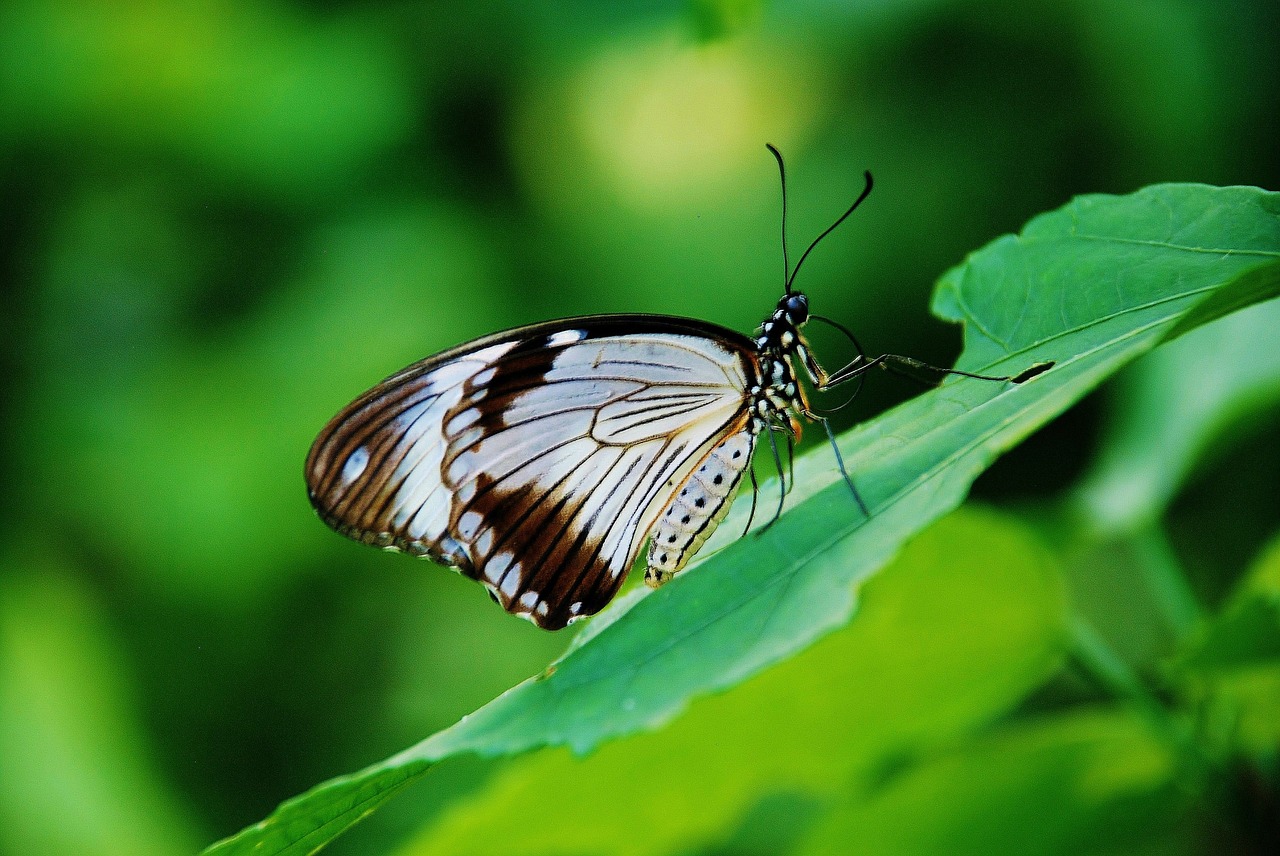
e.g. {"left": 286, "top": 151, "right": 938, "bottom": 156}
{"left": 1, "top": 1, "right": 1278, "bottom": 854}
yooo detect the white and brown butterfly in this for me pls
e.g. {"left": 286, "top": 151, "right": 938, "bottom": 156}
{"left": 305, "top": 147, "right": 1040, "bottom": 630}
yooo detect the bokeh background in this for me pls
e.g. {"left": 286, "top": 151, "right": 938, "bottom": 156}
{"left": 1, "top": 1, "right": 1278, "bottom": 854}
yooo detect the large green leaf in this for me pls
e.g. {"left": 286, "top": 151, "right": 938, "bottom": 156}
{"left": 203, "top": 183, "right": 1280, "bottom": 855}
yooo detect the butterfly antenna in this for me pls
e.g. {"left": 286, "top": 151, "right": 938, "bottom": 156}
{"left": 786, "top": 170, "right": 873, "bottom": 293}
{"left": 765, "top": 143, "right": 793, "bottom": 292}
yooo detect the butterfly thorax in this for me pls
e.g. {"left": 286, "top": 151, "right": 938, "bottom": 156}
{"left": 749, "top": 293, "right": 811, "bottom": 439}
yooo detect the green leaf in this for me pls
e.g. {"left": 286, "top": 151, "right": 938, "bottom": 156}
{"left": 203, "top": 183, "right": 1280, "bottom": 855}
{"left": 389, "top": 508, "right": 1065, "bottom": 856}
{"left": 1177, "top": 531, "right": 1280, "bottom": 757}
{"left": 794, "top": 710, "right": 1187, "bottom": 856}
{"left": 1180, "top": 530, "right": 1280, "bottom": 672}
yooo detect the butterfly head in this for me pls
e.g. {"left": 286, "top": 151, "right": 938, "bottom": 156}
{"left": 779, "top": 292, "right": 809, "bottom": 325}
{"left": 756, "top": 291, "right": 810, "bottom": 355}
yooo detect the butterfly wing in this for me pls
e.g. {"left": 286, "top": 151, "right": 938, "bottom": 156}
{"left": 645, "top": 429, "right": 756, "bottom": 586}
{"left": 305, "top": 315, "right": 759, "bottom": 629}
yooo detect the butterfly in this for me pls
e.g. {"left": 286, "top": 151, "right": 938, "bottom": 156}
{"left": 305, "top": 146, "right": 1045, "bottom": 630}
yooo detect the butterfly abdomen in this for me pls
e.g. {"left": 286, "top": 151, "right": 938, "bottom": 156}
{"left": 645, "top": 430, "right": 755, "bottom": 587}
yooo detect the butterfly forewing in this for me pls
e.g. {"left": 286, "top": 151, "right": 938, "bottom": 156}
{"left": 305, "top": 316, "right": 760, "bottom": 629}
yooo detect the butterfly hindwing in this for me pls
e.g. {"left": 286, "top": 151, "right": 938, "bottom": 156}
{"left": 306, "top": 316, "right": 759, "bottom": 629}
{"left": 645, "top": 429, "right": 756, "bottom": 586}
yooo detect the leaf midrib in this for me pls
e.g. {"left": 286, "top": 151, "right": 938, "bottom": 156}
{"left": 1070, "top": 233, "right": 1280, "bottom": 259}
{"left": 955, "top": 281, "right": 1223, "bottom": 371}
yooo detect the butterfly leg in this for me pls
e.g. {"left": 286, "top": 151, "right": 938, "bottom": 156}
{"left": 810, "top": 412, "right": 870, "bottom": 517}
{"left": 760, "top": 426, "right": 788, "bottom": 531}
{"left": 784, "top": 432, "right": 796, "bottom": 496}
{"left": 741, "top": 464, "right": 760, "bottom": 539}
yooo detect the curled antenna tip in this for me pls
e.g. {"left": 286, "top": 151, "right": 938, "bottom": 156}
{"left": 784, "top": 164, "right": 876, "bottom": 293}
{"left": 769, "top": 143, "right": 791, "bottom": 293}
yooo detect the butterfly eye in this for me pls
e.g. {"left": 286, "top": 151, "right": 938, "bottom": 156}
{"left": 782, "top": 293, "right": 809, "bottom": 324}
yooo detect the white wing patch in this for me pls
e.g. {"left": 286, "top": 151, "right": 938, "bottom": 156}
{"left": 340, "top": 446, "right": 370, "bottom": 484}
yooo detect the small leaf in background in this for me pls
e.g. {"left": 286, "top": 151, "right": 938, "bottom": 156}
{"left": 1177, "top": 531, "right": 1280, "bottom": 757}
{"left": 688, "top": 0, "right": 763, "bottom": 41}
{"left": 391, "top": 507, "right": 1065, "bottom": 856}
{"left": 794, "top": 711, "right": 1188, "bottom": 856}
